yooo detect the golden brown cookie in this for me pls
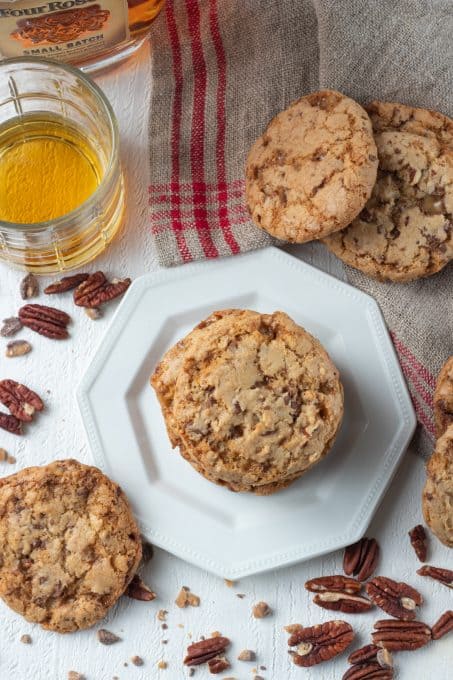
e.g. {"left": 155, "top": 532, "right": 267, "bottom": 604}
{"left": 245, "top": 89, "right": 378, "bottom": 243}
{"left": 422, "top": 423, "right": 453, "bottom": 547}
{"left": 0, "top": 459, "right": 142, "bottom": 632}
{"left": 167, "top": 310, "right": 343, "bottom": 494}
{"left": 434, "top": 356, "right": 453, "bottom": 437}
{"left": 324, "top": 100, "right": 453, "bottom": 281}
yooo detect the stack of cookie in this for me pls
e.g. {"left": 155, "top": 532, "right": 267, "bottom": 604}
{"left": 246, "top": 90, "right": 453, "bottom": 282}
{"left": 423, "top": 357, "right": 453, "bottom": 547}
{"left": 151, "top": 309, "right": 344, "bottom": 495}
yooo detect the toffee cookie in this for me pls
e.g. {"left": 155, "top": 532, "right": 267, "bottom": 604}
{"left": 324, "top": 100, "right": 453, "bottom": 281}
{"left": 153, "top": 309, "right": 344, "bottom": 495}
{"left": 423, "top": 423, "right": 453, "bottom": 547}
{"left": 245, "top": 90, "right": 378, "bottom": 243}
{"left": 434, "top": 356, "right": 453, "bottom": 437}
{"left": 0, "top": 459, "right": 142, "bottom": 632}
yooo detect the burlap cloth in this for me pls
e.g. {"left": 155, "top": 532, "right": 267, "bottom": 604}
{"left": 148, "top": 0, "right": 453, "bottom": 455}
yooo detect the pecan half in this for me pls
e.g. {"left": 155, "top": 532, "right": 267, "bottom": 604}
{"left": 366, "top": 576, "right": 422, "bottom": 620}
{"left": 207, "top": 656, "right": 230, "bottom": 674}
{"left": 408, "top": 525, "right": 427, "bottom": 562}
{"left": 288, "top": 620, "right": 354, "bottom": 667}
{"left": 1, "top": 317, "right": 23, "bottom": 337}
{"left": 6, "top": 340, "right": 32, "bottom": 357}
{"left": 343, "top": 538, "right": 379, "bottom": 581}
{"left": 372, "top": 619, "right": 431, "bottom": 651}
{"left": 74, "top": 271, "right": 131, "bottom": 308}
{"left": 126, "top": 574, "right": 156, "bottom": 601}
{"left": 342, "top": 662, "right": 393, "bottom": 679}
{"left": 0, "top": 412, "right": 22, "bottom": 435}
{"left": 0, "top": 380, "right": 44, "bottom": 422}
{"left": 20, "top": 273, "right": 39, "bottom": 299}
{"left": 184, "top": 637, "right": 230, "bottom": 666}
{"left": 431, "top": 611, "right": 453, "bottom": 640}
{"left": 313, "top": 591, "right": 373, "bottom": 614}
{"left": 305, "top": 575, "right": 362, "bottom": 594}
{"left": 44, "top": 273, "right": 89, "bottom": 294}
{"left": 19, "top": 304, "right": 70, "bottom": 339}
{"left": 417, "top": 565, "right": 453, "bottom": 588}
{"left": 347, "top": 644, "right": 381, "bottom": 665}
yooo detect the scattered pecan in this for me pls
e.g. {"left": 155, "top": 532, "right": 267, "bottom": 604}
{"left": 343, "top": 537, "right": 379, "bottom": 581}
{"left": 126, "top": 574, "right": 156, "bottom": 601}
{"left": 20, "top": 273, "right": 39, "bottom": 300}
{"left": 252, "top": 601, "right": 271, "bottom": 618}
{"left": 19, "top": 304, "right": 70, "bottom": 339}
{"left": 417, "top": 565, "right": 453, "bottom": 588}
{"left": 348, "top": 644, "right": 381, "bottom": 665}
{"left": 0, "top": 412, "right": 22, "bottom": 435}
{"left": 305, "top": 575, "right": 362, "bottom": 594}
{"left": 372, "top": 619, "right": 431, "bottom": 651}
{"left": 44, "top": 273, "right": 89, "bottom": 294}
{"left": 287, "top": 620, "right": 354, "bottom": 667}
{"left": 431, "top": 611, "right": 453, "bottom": 639}
{"left": 85, "top": 307, "right": 102, "bottom": 320}
{"left": 313, "top": 591, "right": 373, "bottom": 614}
{"left": 184, "top": 636, "right": 230, "bottom": 666}
{"left": 408, "top": 525, "right": 427, "bottom": 562}
{"left": 208, "top": 656, "right": 230, "bottom": 674}
{"left": 366, "top": 576, "right": 422, "bottom": 620}
{"left": 175, "top": 586, "right": 200, "bottom": 607}
{"left": 1, "top": 317, "right": 23, "bottom": 337}
{"left": 342, "top": 662, "right": 393, "bottom": 679}
{"left": 97, "top": 629, "right": 121, "bottom": 645}
{"left": 237, "top": 649, "right": 255, "bottom": 661}
{"left": 0, "top": 380, "right": 44, "bottom": 422}
{"left": 6, "top": 340, "right": 32, "bottom": 357}
{"left": 74, "top": 271, "right": 131, "bottom": 308}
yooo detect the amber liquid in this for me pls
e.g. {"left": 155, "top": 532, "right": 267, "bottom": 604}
{"left": 128, "top": 0, "right": 166, "bottom": 34}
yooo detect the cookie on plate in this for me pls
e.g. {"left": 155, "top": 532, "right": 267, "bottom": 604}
{"left": 434, "top": 355, "right": 453, "bottom": 437}
{"left": 324, "top": 100, "right": 453, "bottom": 281}
{"left": 154, "top": 309, "right": 344, "bottom": 495}
{"left": 422, "top": 423, "right": 453, "bottom": 547}
{"left": 0, "top": 459, "right": 142, "bottom": 632}
{"left": 245, "top": 90, "right": 378, "bottom": 243}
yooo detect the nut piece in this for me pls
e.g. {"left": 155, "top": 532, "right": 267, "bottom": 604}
{"left": 237, "top": 649, "right": 256, "bottom": 661}
{"left": 366, "top": 576, "right": 422, "bottom": 620}
{"left": 342, "top": 662, "right": 393, "bottom": 679}
{"left": 1, "top": 317, "right": 23, "bottom": 337}
{"left": 175, "top": 586, "right": 200, "bottom": 608}
{"left": 313, "top": 591, "right": 373, "bottom": 614}
{"left": 126, "top": 574, "right": 157, "bottom": 601}
{"left": 431, "top": 610, "right": 453, "bottom": 640}
{"left": 131, "top": 656, "right": 144, "bottom": 666}
{"left": 85, "top": 307, "right": 102, "bottom": 320}
{"left": 68, "top": 673, "right": 85, "bottom": 680}
{"left": 19, "top": 303, "right": 71, "bottom": 339}
{"left": 343, "top": 537, "right": 380, "bottom": 581}
{"left": 74, "top": 271, "right": 131, "bottom": 308}
{"left": 44, "top": 273, "right": 89, "bottom": 294}
{"left": 0, "top": 412, "right": 22, "bottom": 435}
{"left": 97, "top": 629, "right": 121, "bottom": 645}
{"left": 20, "top": 634, "right": 32, "bottom": 644}
{"left": 305, "top": 575, "right": 362, "bottom": 594}
{"left": 252, "top": 601, "right": 271, "bottom": 618}
{"left": 6, "top": 340, "right": 32, "bottom": 357}
{"left": 284, "top": 623, "right": 303, "bottom": 634}
{"left": 208, "top": 656, "right": 230, "bottom": 674}
{"left": 417, "top": 565, "right": 453, "bottom": 588}
{"left": 20, "top": 273, "right": 39, "bottom": 300}
{"left": 348, "top": 643, "right": 381, "bottom": 665}
{"left": 287, "top": 620, "right": 354, "bottom": 667}
{"left": 157, "top": 609, "right": 167, "bottom": 621}
{"left": 184, "top": 636, "right": 230, "bottom": 666}
{"left": 409, "top": 525, "right": 428, "bottom": 562}
{"left": 372, "top": 619, "right": 431, "bottom": 651}
{"left": 0, "top": 379, "right": 44, "bottom": 422}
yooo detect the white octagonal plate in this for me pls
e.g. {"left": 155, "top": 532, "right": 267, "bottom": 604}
{"left": 77, "top": 247, "right": 416, "bottom": 579}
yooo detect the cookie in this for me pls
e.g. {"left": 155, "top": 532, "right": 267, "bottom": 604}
{"left": 324, "top": 100, "right": 453, "bottom": 281}
{"left": 0, "top": 459, "right": 142, "bottom": 632}
{"left": 170, "top": 310, "right": 343, "bottom": 493}
{"left": 245, "top": 89, "right": 378, "bottom": 243}
{"left": 422, "top": 423, "right": 453, "bottom": 547}
{"left": 434, "top": 355, "right": 453, "bottom": 437}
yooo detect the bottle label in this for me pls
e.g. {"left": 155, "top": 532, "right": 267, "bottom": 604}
{"left": 0, "top": 0, "right": 130, "bottom": 62}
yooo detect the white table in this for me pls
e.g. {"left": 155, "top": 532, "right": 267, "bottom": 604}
{"left": 1, "top": 43, "right": 451, "bottom": 680}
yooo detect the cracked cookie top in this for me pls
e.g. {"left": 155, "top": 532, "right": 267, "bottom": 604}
{"left": 434, "top": 355, "right": 453, "bottom": 438}
{"left": 0, "top": 459, "right": 142, "bottom": 632}
{"left": 324, "top": 100, "right": 453, "bottom": 281}
{"left": 423, "top": 423, "right": 453, "bottom": 548}
{"left": 245, "top": 90, "right": 378, "bottom": 243}
{"left": 170, "top": 310, "right": 343, "bottom": 490}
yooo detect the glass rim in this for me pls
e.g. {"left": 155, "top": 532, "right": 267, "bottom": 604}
{"left": 0, "top": 56, "right": 120, "bottom": 233}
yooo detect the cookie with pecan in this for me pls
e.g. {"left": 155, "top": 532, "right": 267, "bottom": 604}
{"left": 0, "top": 459, "right": 142, "bottom": 632}
{"left": 423, "top": 423, "right": 453, "bottom": 547}
{"left": 434, "top": 355, "right": 453, "bottom": 437}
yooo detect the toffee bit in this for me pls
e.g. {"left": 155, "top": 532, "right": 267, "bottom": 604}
{"left": 131, "top": 656, "right": 144, "bottom": 666}
{"left": 20, "top": 634, "right": 32, "bottom": 644}
{"left": 157, "top": 660, "right": 167, "bottom": 669}
{"left": 20, "top": 273, "right": 39, "bottom": 300}
{"left": 224, "top": 579, "right": 235, "bottom": 587}
{"left": 252, "top": 601, "right": 271, "bottom": 618}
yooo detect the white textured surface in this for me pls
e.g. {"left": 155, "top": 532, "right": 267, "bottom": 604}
{"left": 0, "top": 43, "right": 451, "bottom": 680}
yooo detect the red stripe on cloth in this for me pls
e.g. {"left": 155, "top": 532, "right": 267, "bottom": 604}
{"left": 165, "top": 0, "right": 192, "bottom": 263}
{"left": 186, "top": 0, "right": 219, "bottom": 258}
{"left": 209, "top": 0, "right": 240, "bottom": 255}
{"left": 397, "top": 352, "right": 435, "bottom": 434}
{"left": 391, "top": 333, "right": 436, "bottom": 389}
{"left": 149, "top": 179, "right": 246, "bottom": 193}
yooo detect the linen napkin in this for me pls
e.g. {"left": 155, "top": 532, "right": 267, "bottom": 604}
{"left": 148, "top": 0, "right": 453, "bottom": 455}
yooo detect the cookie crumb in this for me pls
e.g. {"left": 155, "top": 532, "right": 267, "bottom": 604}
{"left": 284, "top": 623, "right": 303, "bottom": 633}
{"left": 238, "top": 649, "right": 255, "bottom": 661}
{"left": 157, "top": 609, "right": 168, "bottom": 621}
{"left": 131, "top": 656, "right": 144, "bottom": 666}
{"left": 188, "top": 670, "right": 195, "bottom": 677}
{"left": 236, "top": 593, "right": 246, "bottom": 599}
{"left": 157, "top": 660, "right": 167, "bottom": 669}
{"left": 224, "top": 579, "right": 235, "bottom": 587}
{"left": 177, "top": 623, "right": 184, "bottom": 629}
{"left": 161, "top": 623, "right": 168, "bottom": 630}
{"left": 175, "top": 586, "right": 200, "bottom": 608}
{"left": 97, "top": 629, "right": 121, "bottom": 645}
{"left": 85, "top": 307, "right": 102, "bottom": 320}
{"left": 252, "top": 601, "right": 271, "bottom": 618}
{"left": 20, "top": 634, "right": 32, "bottom": 644}
{"left": 0, "top": 448, "right": 15, "bottom": 464}
{"left": 211, "top": 631, "right": 222, "bottom": 638}
{"left": 68, "top": 673, "right": 85, "bottom": 680}
{"left": 161, "top": 639, "right": 168, "bottom": 644}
